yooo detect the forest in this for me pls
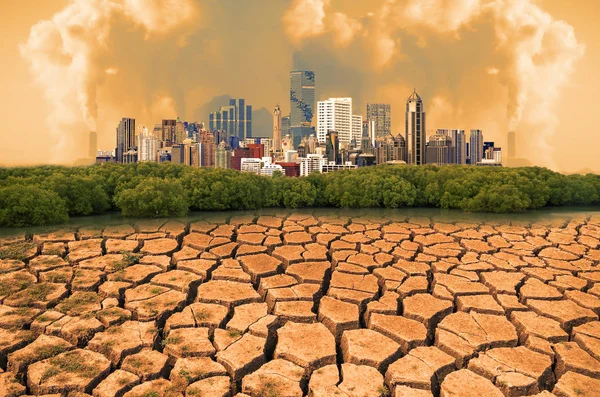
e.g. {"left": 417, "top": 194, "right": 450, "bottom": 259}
{"left": 0, "top": 163, "right": 599, "bottom": 227}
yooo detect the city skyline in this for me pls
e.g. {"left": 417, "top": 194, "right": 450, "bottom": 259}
{"left": 1, "top": 0, "right": 598, "bottom": 172}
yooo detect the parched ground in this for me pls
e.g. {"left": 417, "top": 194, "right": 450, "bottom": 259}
{"left": 1, "top": 213, "right": 600, "bottom": 397}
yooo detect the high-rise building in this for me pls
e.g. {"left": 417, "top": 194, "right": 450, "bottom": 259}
{"left": 116, "top": 118, "right": 135, "bottom": 163}
{"left": 405, "top": 90, "right": 426, "bottom": 165}
{"left": 374, "top": 134, "right": 406, "bottom": 164}
{"left": 352, "top": 115, "right": 363, "bottom": 145}
{"left": 426, "top": 132, "right": 453, "bottom": 165}
{"left": 209, "top": 98, "right": 252, "bottom": 140}
{"left": 171, "top": 144, "right": 184, "bottom": 165}
{"left": 470, "top": 129, "right": 484, "bottom": 165}
{"left": 366, "top": 103, "right": 391, "bottom": 139}
{"left": 175, "top": 117, "right": 186, "bottom": 144}
{"left": 300, "top": 154, "right": 327, "bottom": 176}
{"left": 451, "top": 129, "right": 467, "bottom": 165}
{"left": 215, "top": 141, "right": 232, "bottom": 169}
{"left": 317, "top": 98, "right": 353, "bottom": 144}
{"left": 198, "top": 130, "right": 215, "bottom": 167}
{"left": 290, "top": 70, "right": 315, "bottom": 128}
{"left": 325, "top": 131, "right": 340, "bottom": 164}
{"left": 273, "top": 105, "right": 282, "bottom": 152}
{"left": 139, "top": 127, "right": 159, "bottom": 162}
{"left": 282, "top": 116, "right": 291, "bottom": 139}
{"left": 162, "top": 119, "right": 176, "bottom": 146}
{"left": 89, "top": 131, "right": 97, "bottom": 159}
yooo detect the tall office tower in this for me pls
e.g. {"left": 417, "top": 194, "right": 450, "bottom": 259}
{"left": 317, "top": 98, "right": 352, "bottom": 144}
{"left": 352, "top": 115, "right": 363, "bottom": 145}
{"left": 470, "top": 129, "right": 484, "bottom": 165}
{"left": 152, "top": 124, "right": 162, "bottom": 140}
{"left": 282, "top": 116, "right": 291, "bottom": 139}
{"left": 175, "top": 117, "right": 186, "bottom": 144}
{"left": 162, "top": 119, "right": 176, "bottom": 146}
{"left": 116, "top": 118, "right": 135, "bottom": 163}
{"left": 215, "top": 141, "right": 232, "bottom": 169}
{"left": 198, "top": 130, "right": 215, "bottom": 167}
{"left": 273, "top": 105, "right": 282, "bottom": 152}
{"left": 307, "top": 134, "right": 318, "bottom": 154}
{"left": 139, "top": 127, "right": 159, "bottom": 162}
{"left": 209, "top": 98, "right": 252, "bottom": 140}
{"left": 366, "top": 103, "right": 391, "bottom": 139}
{"left": 426, "top": 132, "right": 453, "bottom": 165}
{"left": 325, "top": 131, "right": 340, "bottom": 164}
{"left": 405, "top": 90, "right": 426, "bottom": 165}
{"left": 452, "top": 129, "right": 467, "bottom": 164}
{"left": 89, "top": 131, "right": 97, "bottom": 159}
{"left": 374, "top": 134, "right": 406, "bottom": 164}
{"left": 290, "top": 70, "right": 315, "bottom": 128}
{"left": 507, "top": 130, "right": 516, "bottom": 159}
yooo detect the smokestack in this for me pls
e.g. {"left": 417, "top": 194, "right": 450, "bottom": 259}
{"left": 89, "top": 131, "right": 97, "bottom": 159}
{"left": 507, "top": 131, "right": 516, "bottom": 160}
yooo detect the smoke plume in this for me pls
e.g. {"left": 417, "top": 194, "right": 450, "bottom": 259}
{"left": 283, "top": 0, "right": 585, "bottom": 167}
{"left": 19, "top": 0, "right": 197, "bottom": 162}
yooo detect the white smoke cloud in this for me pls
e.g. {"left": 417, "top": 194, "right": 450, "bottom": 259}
{"left": 19, "top": 0, "right": 197, "bottom": 162}
{"left": 283, "top": 0, "right": 330, "bottom": 45}
{"left": 283, "top": 0, "right": 585, "bottom": 167}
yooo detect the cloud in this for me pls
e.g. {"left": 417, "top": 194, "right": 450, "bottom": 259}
{"left": 283, "top": 0, "right": 330, "bottom": 45}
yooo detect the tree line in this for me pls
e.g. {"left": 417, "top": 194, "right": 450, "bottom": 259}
{"left": 0, "top": 163, "right": 598, "bottom": 227}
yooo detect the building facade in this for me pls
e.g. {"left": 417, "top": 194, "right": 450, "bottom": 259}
{"left": 405, "top": 90, "right": 426, "bottom": 165}
{"left": 215, "top": 141, "right": 232, "bottom": 169}
{"left": 300, "top": 154, "right": 327, "bottom": 176}
{"left": 209, "top": 98, "right": 252, "bottom": 141}
{"left": 116, "top": 117, "right": 135, "bottom": 163}
{"left": 273, "top": 104, "right": 282, "bottom": 152}
{"left": 317, "top": 98, "right": 353, "bottom": 144}
{"left": 290, "top": 70, "right": 315, "bottom": 129}
{"left": 470, "top": 129, "right": 484, "bottom": 165}
{"left": 366, "top": 103, "right": 391, "bottom": 139}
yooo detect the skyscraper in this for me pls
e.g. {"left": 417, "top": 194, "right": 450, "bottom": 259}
{"left": 139, "top": 127, "right": 159, "bottom": 162}
{"left": 325, "top": 131, "right": 340, "bottom": 164}
{"left": 290, "top": 70, "right": 315, "bottom": 128}
{"left": 426, "top": 131, "right": 453, "bottom": 165}
{"left": 317, "top": 98, "right": 353, "bottom": 144}
{"left": 215, "top": 141, "right": 232, "bottom": 169}
{"left": 405, "top": 90, "right": 426, "bottom": 165}
{"left": 273, "top": 105, "right": 282, "bottom": 152}
{"left": 116, "top": 118, "right": 135, "bottom": 163}
{"left": 352, "top": 115, "right": 363, "bottom": 145}
{"left": 162, "top": 119, "right": 176, "bottom": 146}
{"left": 470, "top": 129, "right": 484, "bottom": 165}
{"left": 366, "top": 103, "right": 391, "bottom": 139}
{"left": 209, "top": 98, "right": 252, "bottom": 141}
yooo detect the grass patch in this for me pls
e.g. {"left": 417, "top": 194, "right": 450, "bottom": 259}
{"left": 0, "top": 242, "right": 37, "bottom": 261}
{"left": 0, "top": 272, "right": 34, "bottom": 296}
{"left": 378, "top": 385, "right": 391, "bottom": 396}
{"left": 40, "top": 351, "right": 97, "bottom": 382}
{"left": 55, "top": 292, "right": 100, "bottom": 315}
{"left": 113, "top": 252, "right": 142, "bottom": 272}
{"left": 227, "top": 329, "right": 242, "bottom": 338}
{"left": 161, "top": 336, "right": 182, "bottom": 346}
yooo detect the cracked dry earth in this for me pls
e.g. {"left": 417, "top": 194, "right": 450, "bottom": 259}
{"left": 1, "top": 215, "right": 600, "bottom": 397}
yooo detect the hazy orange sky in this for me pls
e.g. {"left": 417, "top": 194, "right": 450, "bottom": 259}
{"left": 0, "top": 0, "right": 597, "bottom": 172}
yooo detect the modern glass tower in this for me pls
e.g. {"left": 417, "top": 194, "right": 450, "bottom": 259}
{"left": 405, "top": 90, "right": 426, "bottom": 165}
{"left": 470, "top": 129, "right": 484, "bottom": 165}
{"left": 116, "top": 117, "right": 135, "bottom": 163}
{"left": 209, "top": 98, "right": 252, "bottom": 141}
{"left": 290, "top": 70, "right": 315, "bottom": 128}
{"left": 366, "top": 103, "right": 391, "bottom": 139}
